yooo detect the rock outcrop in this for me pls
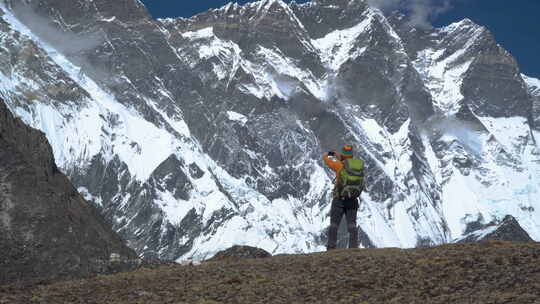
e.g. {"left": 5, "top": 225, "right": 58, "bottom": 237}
{"left": 208, "top": 245, "right": 272, "bottom": 262}
{"left": 457, "top": 215, "right": 534, "bottom": 244}
{"left": 0, "top": 99, "right": 138, "bottom": 284}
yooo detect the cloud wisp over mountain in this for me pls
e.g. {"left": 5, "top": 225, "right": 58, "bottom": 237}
{"left": 367, "top": 0, "right": 454, "bottom": 28}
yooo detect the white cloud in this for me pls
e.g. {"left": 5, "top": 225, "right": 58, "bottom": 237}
{"left": 367, "top": 0, "right": 454, "bottom": 29}
{"left": 367, "top": 0, "right": 401, "bottom": 11}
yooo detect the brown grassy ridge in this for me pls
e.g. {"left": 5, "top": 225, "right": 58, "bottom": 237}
{"left": 1, "top": 241, "right": 540, "bottom": 304}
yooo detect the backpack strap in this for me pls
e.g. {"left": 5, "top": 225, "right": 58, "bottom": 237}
{"left": 344, "top": 159, "right": 364, "bottom": 177}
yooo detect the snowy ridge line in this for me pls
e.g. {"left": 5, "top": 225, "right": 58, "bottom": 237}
{"left": 341, "top": 102, "right": 449, "bottom": 247}
{"left": 523, "top": 74, "right": 540, "bottom": 96}
{"left": 178, "top": 154, "right": 330, "bottom": 261}
{"left": 311, "top": 9, "right": 373, "bottom": 71}
{"left": 181, "top": 27, "right": 214, "bottom": 40}
{"left": 457, "top": 225, "right": 498, "bottom": 242}
{"left": 0, "top": 5, "right": 178, "bottom": 181}
{"left": 434, "top": 109, "right": 540, "bottom": 240}
{"left": 413, "top": 19, "right": 486, "bottom": 115}
{"left": 180, "top": 25, "right": 324, "bottom": 101}
{"left": 0, "top": 4, "right": 334, "bottom": 260}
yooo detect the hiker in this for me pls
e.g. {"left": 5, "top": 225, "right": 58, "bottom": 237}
{"left": 323, "top": 145, "right": 365, "bottom": 250}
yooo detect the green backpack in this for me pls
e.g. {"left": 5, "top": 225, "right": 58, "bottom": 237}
{"left": 338, "top": 158, "right": 365, "bottom": 199}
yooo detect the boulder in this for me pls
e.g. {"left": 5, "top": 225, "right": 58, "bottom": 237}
{"left": 208, "top": 245, "right": 271, "bottom": 262}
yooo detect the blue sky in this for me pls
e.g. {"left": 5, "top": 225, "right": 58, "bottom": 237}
{"left": 433, "top": 0, "right": 539, "bottom": 79}
{"left": 140, "top": 0, "right": 539, "bottom": 78}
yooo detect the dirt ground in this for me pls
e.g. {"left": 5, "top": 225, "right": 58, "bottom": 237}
{"left": 1, "top": 241, "right": 540, "bottom": 304}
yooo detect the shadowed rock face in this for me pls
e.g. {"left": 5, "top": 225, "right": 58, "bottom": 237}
{"left": 0, "top": 99, "right": 137, "bottom": 284}
{"left": 457, "top": 215, "right": 534, "bottom": 244}
{"left": 527, "top": 77, "right": 540, "bottom": 130}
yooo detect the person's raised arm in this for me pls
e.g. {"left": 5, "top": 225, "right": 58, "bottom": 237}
{"left": 323, "top": 151, "right": 341, "bottom": 173}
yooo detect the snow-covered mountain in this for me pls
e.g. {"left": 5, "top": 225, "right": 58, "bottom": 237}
{"left": 1, "top": 0, "right": 539, "bottom": 261}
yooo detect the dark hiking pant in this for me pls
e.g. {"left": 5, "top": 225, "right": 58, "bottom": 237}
{"left": 327, "top": 196, "right": 359, "bottom": 250}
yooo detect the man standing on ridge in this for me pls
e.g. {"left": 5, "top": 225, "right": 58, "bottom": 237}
{"left": 323, "top": 145, "right": 365, "bottom": 250}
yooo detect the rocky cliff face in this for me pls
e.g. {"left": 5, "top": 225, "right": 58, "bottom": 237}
{"left": 0, "top": 0, "right": 538, "bottom": 262}
{"left": 0, "top": 98, "right": 137, "bottom": 284}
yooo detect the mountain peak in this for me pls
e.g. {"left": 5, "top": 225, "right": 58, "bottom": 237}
{"left": 195, "top": 0, "right": 303, "bottom": 28}
{"left": 2, "top": 0, "right": 539, "bottom": 266}
{"left": 308, "top": 0, "right": 367, "bottom": 7}
{"left": 440, "top": 18, "right": 485, "bottom": 35}
{"left": 260, "top": 0, "right": 289, "bottom": 10}
{"left": 252, "top": 0, "right": 302, "bottom": 25}
{"left": 291, "top": 0, "right": 370, "bottom": 38}
{"left": 214, "top": 0, "right": 292, "bottom": 16}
